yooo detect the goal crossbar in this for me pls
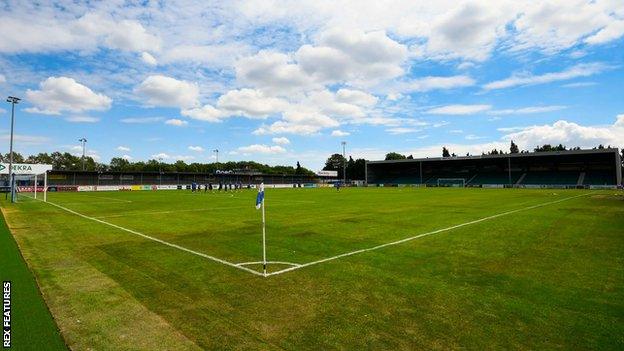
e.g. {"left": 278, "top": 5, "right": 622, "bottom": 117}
{"left": 436, "top": 178, "right": 466, "bottom": 187}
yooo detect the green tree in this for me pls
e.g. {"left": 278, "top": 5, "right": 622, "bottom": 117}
{"left": 109, "top": 157, "right": 131, "bottom": 172}
{"left": 295, "top": 161, "right": 302, "bottom": 174}
{"left": 25, "top": 153, "right": 53, "bottom": 164}
{"left": 0, "top": 152, "right": 24, "bottom": 163}
{"left": 324, "top": 153, "right": 346, "bottom": 179}
{"left": 385, "top": 152, "right": 406, "bottom": 160}
{"left": 442, "top": 147, "right": 450, "bottom": 157}
{"left": 510, "top": 140, "right": 519, "bottom": 154}
{"left": 535, "top": 144, "right": 567, "bottom": 152}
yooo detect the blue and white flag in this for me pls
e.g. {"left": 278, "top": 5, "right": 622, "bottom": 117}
{"left": 255, "top": 183, "right": 265, "bottom": 209}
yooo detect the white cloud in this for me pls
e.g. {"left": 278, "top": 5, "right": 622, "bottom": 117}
{"left": 235, "top": 28, "right": 407, "bottom": 93}
{"left": 465, "top": 134, "right": 484, "bottom": 140}
{"left": 141, "top": 52, "right": 157, "bottom": 66}
{"left": 151, "top": 153, "right": 169, "bottom": 159}
{"left": 25, "top": 77, "right": 111, "bottom": 115}
{"left": 121, "top": 154, "right": 133, "bottom": 160}
{"left": 68, "top": 144, "right": 101, "bottom": 161}
{"left": 2, "top": 1, "right": 623, "bottom": 64}
{"left": 237, "top": 144, "right": 286, "bottom": 154}
{"left": 419, "top": 2, "right": 512, "bottom": 61}
{"left": 0, "top": 134, "right": 49, "bottom": 145}
{"left": 151, "top": 153, "right": 194, "bottom": 161}
{"left": 585, "top": 20, "right": 624, "bottom": 45}
{"left": 335, "top": 89, "right": 378, "bottom": 106}
{"left": 0, "top": 74, "right": 5, "bottom": 83}
{"left": 386, "top": 127, "right": 419, "bottom": 135}
{"left": 188, "top": 145, "right": 205, "bottom": 152}
{"left": 502, "top": 116, "right": 624, "bottom": 150}
{"left": 513, "top": 1, "right": 622, "bottom": 52}
{"left": 217, "top": 89, "right": 289, "bottom": 118}
{"left": 254, "top": 121, "right": 329, "bottom": 136}
{"left": 162, "top": 43, "right": 251, "bottom": 67}
{"left": 483, "top": 63, "right": 609, "bottom": 90}
{"left": 0, "top": 12, "right": 160, "bottom": 54}
{"left": 331, "top": 130, "right": 350, "bottom": 137}
{"left": 116, "top": 146, "right": 131, "bottom": 152}
{"left": 296, "top": 28, "right": 407, "bottom": 86}
{"left": 65, "top": 115, "right": 100, "bottom": 123}
{"left": 120, "top": 116, "right": 163, "bottom": 124}
{"left": 102, "top": 18, "right": 161, "bottom": 52}
{"left": 426, "top": 104, "right": 491, "bottom": 115}
{"left": 488, "top": 105, "right": 567, "bottom": 115}
{"left": 165, "top": 118, "right": 188, "bottom": 126}
{"left": 391, "top": 75, "right": 475, "bottom": 93}
{"left": 272, "top": 137, "right": 290, "bottom": 145}
{"left": 302, "top": 90, "right": 367, "bottom": 118}
{"left": 561, "top": 82, "right": 597, "bottom": 88}
{"left": 181, "top": 105, "right": 223, "bottom": 122}
{"left": 135, "top": 75, "right": 199, "bottom": 108}
{"left": 235, "top": 51, "right": 316, "bottom": 93}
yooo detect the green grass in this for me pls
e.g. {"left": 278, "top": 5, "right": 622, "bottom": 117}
{"left": 2, "top": 187, "right": 624, "bottom": 350}
{"left": 0, "top": 206, "right": 67, "bottom": 350}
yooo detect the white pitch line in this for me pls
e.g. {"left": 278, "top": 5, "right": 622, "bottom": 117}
{"left": 236, "top": 261, "right": 301, "bottom": 268}
{"left": 30, "top": 197, "right": 264, "bottom": 277}
{"left": 266, "top": 193, "right": 592, "bottom": 276}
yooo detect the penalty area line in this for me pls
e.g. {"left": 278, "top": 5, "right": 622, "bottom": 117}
{"left": 266, "top": 192, "right": 592, "bottom": 277}
{"left": 30, "top": 197, "right": 265, "bottom": 277}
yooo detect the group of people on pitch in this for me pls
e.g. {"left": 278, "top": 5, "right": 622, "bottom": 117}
{"left": 190, "top": 182, "right": 248, "bottom": 192}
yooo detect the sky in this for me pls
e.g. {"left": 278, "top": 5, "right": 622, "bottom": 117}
{"left": 0, "top": 0, "right": 623, "bottom": 171}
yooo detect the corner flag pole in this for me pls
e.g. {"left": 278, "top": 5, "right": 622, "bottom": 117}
{"left": 262, "top": 197, "right": 267, "bottom": 276}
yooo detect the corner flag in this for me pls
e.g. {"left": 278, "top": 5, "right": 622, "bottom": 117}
{"left": 255, "top": 182, "right": 267, "bottom": 275}
{"left": 255, "top": 183, "right": 265, "bottom": 209}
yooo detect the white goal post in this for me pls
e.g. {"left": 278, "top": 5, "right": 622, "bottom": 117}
{"left": 0, "top": 163, "right": 52, "bottom": 202}
{"left": 437, "top": 178, "right": 465, "bottom": 187}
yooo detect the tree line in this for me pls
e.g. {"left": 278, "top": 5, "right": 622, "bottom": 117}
{"left": 322, "top": 154, "right": 367, "bottom": 180}
{"left": 443, "top": 141, "right": 618, "bottom": 157}
{"left": 0, "top": 151, "right": 316, "bottom": 176}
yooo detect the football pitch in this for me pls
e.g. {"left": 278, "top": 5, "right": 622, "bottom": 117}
{"left": 2, "top": 187, "right": 623, "bottom": 349}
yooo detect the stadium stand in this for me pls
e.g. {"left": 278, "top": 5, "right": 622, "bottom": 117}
{"left": 43, "top": 170, "right": 317, "bottom": 187}
{"left": 522, "top": 171, "right": 580, "bottom": 185}
{"left": 366, "top": 148, "right": 622, "bottom": 188}
{"left": 469, "top": 172, "right": 523, "bottom": 185}
{"left": 584, "top": 170, "right": 617, "bottom": 185}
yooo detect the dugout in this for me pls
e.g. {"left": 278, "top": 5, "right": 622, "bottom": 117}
{"left": 366, "top": 148, "right": 622, "bottom": 188}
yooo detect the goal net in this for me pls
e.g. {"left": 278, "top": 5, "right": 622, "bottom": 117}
{"left": 437, "top": 178, "right": 465, "bottom": 187}
{"left": 15, "top": 175, "right": 42, "bottom": 201}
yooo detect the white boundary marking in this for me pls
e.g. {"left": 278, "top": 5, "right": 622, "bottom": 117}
{"left": 23, "top": 192, "right": 591, "bottom": 278}
{"left": 236, "top": 261, "right": 301, "bottom": 268}
{"left": 266, "top": 192, "right": 592, "bottom": 276}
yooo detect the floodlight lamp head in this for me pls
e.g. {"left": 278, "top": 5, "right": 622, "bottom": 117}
{"left": 7, "top": 96, "right": 21, "bottom": 103}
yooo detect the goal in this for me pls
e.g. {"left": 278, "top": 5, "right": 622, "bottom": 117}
{"left": 437, "top": 178, "right": 465, "bottom": 187}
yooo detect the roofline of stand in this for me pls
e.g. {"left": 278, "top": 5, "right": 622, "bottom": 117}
{"left": 367, "top": 148, "right": 620, "bottom": 165}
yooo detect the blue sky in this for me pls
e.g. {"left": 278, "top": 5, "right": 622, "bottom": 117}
{"left": 0, "top": 0, "right": 623, "bottom": 170}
